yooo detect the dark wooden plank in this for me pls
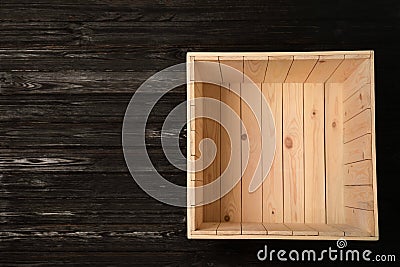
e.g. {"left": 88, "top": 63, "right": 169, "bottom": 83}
{"left": 0, "top": 121, "right": 185, "bottom": 148}
{"left": 0, "top": 148, "right": 183, "bottom": 173}
{"left": 0, "top": 71, "right": 155, "bottom": 95}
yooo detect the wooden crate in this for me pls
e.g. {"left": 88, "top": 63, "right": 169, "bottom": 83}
{"left": 187, "top": 51, "right": 378, "bottom": 240}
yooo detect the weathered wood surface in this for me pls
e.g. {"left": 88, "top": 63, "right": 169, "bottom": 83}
{"left": 1, "top": 0, "right": 399, "bottom": 265}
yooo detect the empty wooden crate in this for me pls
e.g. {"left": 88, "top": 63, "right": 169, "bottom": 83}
{"left": 187, "top": 51, "right": 378, "bottom": 240}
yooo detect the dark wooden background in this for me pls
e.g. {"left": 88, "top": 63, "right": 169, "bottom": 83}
{"left": 1, "top": 0, "right": 399, "bottom": 266}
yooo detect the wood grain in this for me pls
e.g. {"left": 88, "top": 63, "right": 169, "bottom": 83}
{"left": 343, "top": 134, "right": 372, "bottom": 164}
{"left": 201, "top": 83, "right": 221, "bottom": 222}
{"left": 241, "top": 83, "right": 262, "bottom": 222}
{"left": 344, "top": 83, "right": 371, "bottom": 122}
{"left": 283, "top": 83, "right": 304, "bottom": 223}
{"left": 325, "top": 83, "right": 344, "bottom": 224}
{"left": 262, "top": 83, "right": 283, "bottom": 223}
{"left": 220, "top": 83, "right": 241, "bottom": 223}
{"left": 344, "top": 160, "right": 373, "bottom": 185}
{"left": 304, "top": 83, "right": 325, "bottom": 223}
{"left": 344, "top": 185, "right": 374, "bottom": 210}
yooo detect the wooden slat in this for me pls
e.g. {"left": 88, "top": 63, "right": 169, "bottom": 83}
{"left": 308, "top": 224, "right": 344, "bottom": 236}
{"left": 304, "top": 83, "right": 325, "bottom": 223}
{"left": 325, "top": 83, "right": 344, "bottom": 224}
{"left": 241, "top": 223, "right": 267, "bottom": 235}
{"left": 217, "top": 222, "right": 241, "bottom": 235}
{"left": 343, "top": 134, "right": 372, "bottom": 164}
{"left": 220, "top": 83, "right": 242, "bottom": 223}
{"left": 241, "top": 83, "right": 262, "bottom": 222}
{"left": 244, "top": 57, "right": 268, "bottom": 83}
{"left": 190, "top": 83, "right": 204, "bottom": 132}
{"left": 284, "top": 56, "right": 318, "bottom": 83}
{"left": 193, "top": 180, "right": 204, "bottom": 231}
{"left": 343, "top": 59, "right": 371, "bottom": 101}
{"left": 306, "top": 55, "right": 344, "bottom": 83}
{"left": 263, "top": 223, "right": 292, "bottom": 235}
{"left": 331, "top": 224, "right": 371, "bottom": 237}
{"left": 285, "top": 223, "right": 318, "bottom": 236}
{"left": 344, "top": 160, "right": 373, "bottom": 185}
{"left": 262, "top": 83, "right": 283, "bottom": 223}
{"left": 370, "top": 51, "right": 379, "bottom": 238}
{"left": 194, "top": 58, "right": 221, "bottom": 83}
{"left": 344, "top": 185, "right": 374, "bottom": 210}
{"left": 327, "top": 58, "right": 367, "bottom": 83}
{"left": 283, "top": 83, "right": 304, "bottom": 223}
{"left": 345, "top": 207, "right": 375, "bottom": 235}
{"left": 192, "top": 222, "right": 219, "bottom": 235}
{"left": 202, "top": 83, "right": 221, "bottom": 222}
{"left": 343, "top": 109, "right": 371, "bottom": 143}
{"left": 264, "top": 56, "right": 293, "bottom": 83}
{"left": 344, "top": 84, "right": 371, "bottom": 121}
{"left": 219, "top": 56, "right": 243, "bottom": 83}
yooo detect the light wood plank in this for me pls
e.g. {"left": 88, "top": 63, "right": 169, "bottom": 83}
{"left": 331, "top": 224, "right": 371, "bottom": 237}
{"left": 325, "top": 83, "right": 344, "bottom": 224}
{"left": 263, "top": 223, "right": 292, "bottom": 235}
{"left": 244, "top": 57, "right": 268, "bottom": 82}
{"left": 304, "top": 83, "right": 325, "bottom": 223}
{"left": 344, "top": 185, "right": 374, "bottom": 210}
{"left": 284, "top": 56, "right": 318, "bottom": 83}
{"left": 283, "top": 83, "right": 304, "bottom": 223}
{"left": 193, "top": 180, "right": 204, "bottom": 231}
{"left": 220, "top": 83, "right": 242, "bottom": 222}
{"left": 343, "top": 109, "right": 371, "bottom": 143}
{"left": 345, "top": 207, "right": 375, "bottom": 235}
{"left": 202, "top": 83, "right": 221, "bottom": 222}
{"left": 343, "top": 59, "right": 371, "bottom": 101}
{"left": 262, "top": 83, "right": 283, "bottom": 223}
{"left": 241, "top": 83, "right": 262, "bottom": 222}
{"left": 285, "top": 223, "right": 318, "bottom": 236}
{"left": 217, "top": 222, "right": 241, "bottom": 235}
{"left": 190, "top": 51, "right": 371, "bottom": 59}
{"left": 194, "top": 58, "right": 221, "bottom": 83}
{"left": 264, "top": 56, "right": 293, "bottom": 83}
{"left": 344, "top": 84, "right": 371, "bottom": 121}
{"left": 344, "top": 160, "right": 373, "bottom": 185}
{"left": 370, "top": 51, "right": 379, "bottom": 237}
{"left": 308, "top": 224, "right": 344, "bottom": 236}
{"left": 306, "top": 55, "right": 344, "bottom": 83}
{"left": 327, "top": 58, "right": 367, "bottom": 83}
{"left": 242, "top": 223, "right": 267, "bottom": 235}
{"left": 219, "top": 56, "right": 243, "bottom": 83}
{"left": 343, "top": 134, "right": 372, "bottom": 164}
{"left": 193, "top": 222, "right": 219, "bottom": 235}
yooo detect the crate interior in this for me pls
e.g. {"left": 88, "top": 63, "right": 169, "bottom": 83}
{"left": 188, "top": 52, "right": 377, "bottom": 239}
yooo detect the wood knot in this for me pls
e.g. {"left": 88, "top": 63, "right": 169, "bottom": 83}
{"left": 285, "top": 137, "right": 293, "bottom": 148}
{"left": 224, "top": 215, "right": 230, "bottom": 222}
{"left": 241, "top": 134, "right": 247, "bottom": 140}
{"left": 332, "top": 121, "right": 337, "bottom": 128}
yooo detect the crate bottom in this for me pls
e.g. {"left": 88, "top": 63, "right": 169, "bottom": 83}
{"left": 190, "top": 223, "right": 376, "bottom": 240}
